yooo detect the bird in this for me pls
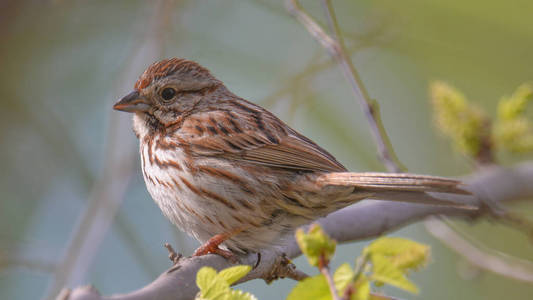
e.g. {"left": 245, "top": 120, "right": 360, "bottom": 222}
{"left": 113, "top": 58, "right": 470, "bottom": 259}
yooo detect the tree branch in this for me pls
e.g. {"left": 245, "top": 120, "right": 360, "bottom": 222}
{"left": 425, "top": 216, "right": 533, "bottom": 283}
{"left": 58, "top": 162, "right": 533, "bottom": 300}
{"left": 318, "top": 254, "right": 341, "bottom": 300}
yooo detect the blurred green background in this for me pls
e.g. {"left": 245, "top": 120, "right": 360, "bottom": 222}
{"left": 1, "top": 0, "right": 532, "bottom": 299}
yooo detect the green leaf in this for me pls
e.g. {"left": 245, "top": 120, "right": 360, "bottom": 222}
{"left": 364, "top": 237, "right": 429, "bottom": 272}
{"left": 196, "top": 266, "right": 258, "bottom": 300}
{"left": 196, "top": 267, "right": 231, "bottom": 300}
{"left": 287, "top": 274, "right": 332, "bottom": 300}
{"left": 219, "top": 265, "right": 252, "bottom": 285}
{"left": 333, "top": 263, "right": 370, "bottom": 300}
{"left": 430, "top": 81, "right": 490, "bottom": 158}
{"left": 494, "top": 83, "right": 533, "bottom": 153}
{"left": 333, "top": 263, "right": 354, "bottom": 293}
{"left": 363, "top": 237, "right": 429, "bottom": 294}
{"left": 351, "top": 276, "right": 370, "bottom": 300}
{"left": 295, "top": 223, "right": 336, "bottom": 267}
{"left": 498, "top": 84, "right": 532, "bottom": 120}
{"left": 370, "top": 254, "right": 419, "bottom": 294}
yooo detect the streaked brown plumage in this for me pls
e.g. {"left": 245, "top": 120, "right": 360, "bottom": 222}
{"left": 114, "top": 58, "right": 469, "bottom": 257}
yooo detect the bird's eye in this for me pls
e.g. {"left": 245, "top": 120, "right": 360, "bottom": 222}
{"left": 161, "top": 87, "right": 176, "bottom": 101}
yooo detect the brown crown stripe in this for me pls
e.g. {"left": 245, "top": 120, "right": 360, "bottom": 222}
{"left": 134, "top": 58, "right": 213, "bottom": 90}
{"left": 196, "top": 166, "right": 254, "bottom": 194}
{"left": 199, "top": 187, "right": 236, "bottom": 210}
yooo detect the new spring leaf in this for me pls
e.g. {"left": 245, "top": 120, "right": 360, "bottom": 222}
{"left": 296, "top": 223, "right": 336, "bottom": 267}
{"left": 494, "top": 83, "right": 533, "bottom": 153}
{"left": 196, "top": 266, "right": 255, "bottom": 300}
{"left": 430, "top": 81, "right": 490, "bottom": 158}
{"left": 363, "top": 237, "right": 429, "bottom": 294}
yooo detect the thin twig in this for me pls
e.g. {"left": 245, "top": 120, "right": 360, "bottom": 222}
{"left": 491, "top": 210, "right": 533, "bottom": 240}
{"left": 286, "top": 0, "right": 405, "bottom": 172}
{"left": 164, "top": 243, "right": 183, "bottom": 265}
{"left": 319, "top": 254, "right": 340, "bottom": 300}
{"left": 426, "top": 202, "right": 533, "bottom": 282}
{"left": 260, "top": 35, "right": 390, "bottom": 109}
{"left": 339, "top": 254, "right": 368, "bottom": 300}
{"left": 425, "top": 216, "right": 533, "bottom": 283}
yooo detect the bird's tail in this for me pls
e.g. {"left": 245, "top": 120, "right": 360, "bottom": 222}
{"left": 317, "top": 172, "right": 475, "bottom": 208}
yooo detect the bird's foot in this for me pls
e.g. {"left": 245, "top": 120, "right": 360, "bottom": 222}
{"left": 193, "top": 233, "right": 237, "bottom": 263}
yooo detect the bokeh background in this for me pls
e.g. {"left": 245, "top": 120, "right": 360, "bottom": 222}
{"left": 1, "top": 0, "right": 533, "bottom": 299}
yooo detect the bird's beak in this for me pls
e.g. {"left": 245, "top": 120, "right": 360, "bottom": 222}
{"left": 113, "top": 90, "right": 150, "bottom": 113}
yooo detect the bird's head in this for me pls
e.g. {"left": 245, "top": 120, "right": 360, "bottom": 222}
{"left": 113, "top": 58, "right": 223, "bottom": 135}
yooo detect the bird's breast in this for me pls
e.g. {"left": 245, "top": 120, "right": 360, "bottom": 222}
{"left": 139, "top": 135, "right": 275, "bottom": 245}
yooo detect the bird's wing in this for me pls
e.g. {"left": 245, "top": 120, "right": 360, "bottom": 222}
{"left": 176, "top": 108, "right": 347, "bottom": 172}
